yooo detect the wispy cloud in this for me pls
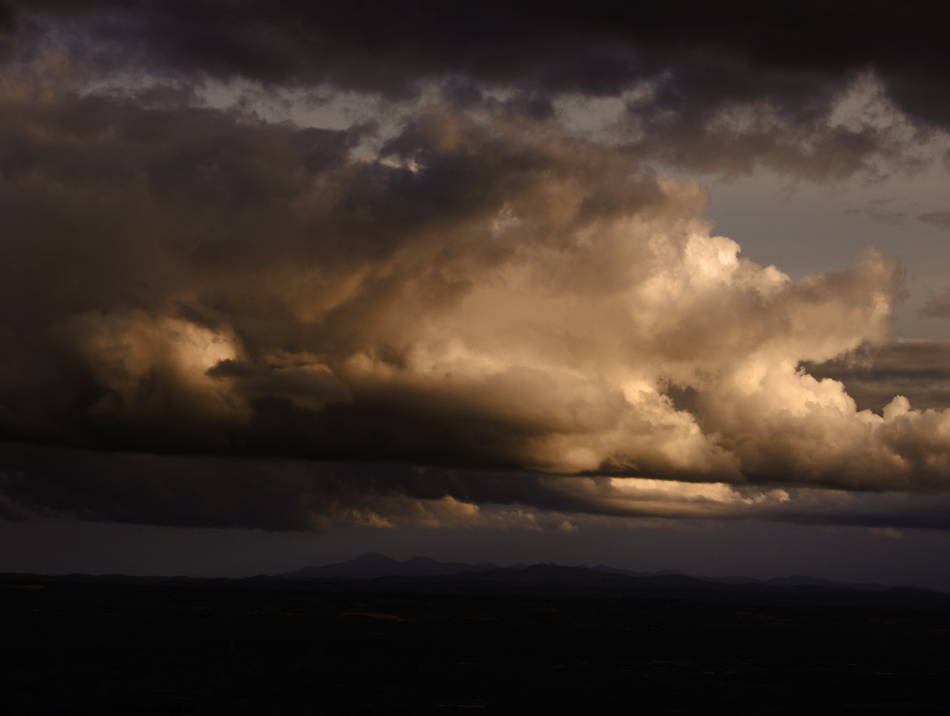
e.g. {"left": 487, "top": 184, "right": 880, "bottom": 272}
{"left": 919, "top": 292, "right": 950, "bottom": 318}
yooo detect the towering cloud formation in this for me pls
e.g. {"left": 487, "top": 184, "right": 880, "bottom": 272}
{"left": 1, "top": 2, "right": 949, "bottom": 530}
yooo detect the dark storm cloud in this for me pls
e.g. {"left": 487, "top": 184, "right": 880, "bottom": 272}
{"left": 4, "top": 2, "right": 950, "bottom": 531}
{"left": 844, "top": 207, "right": 905, "bottom": 226}
{"left": 0, "top": 76, "right": 945, "bottom": 500}
{"left": 4, "top": 1, "right": 948, "bottom": 178}
{"left": 6, "top": 442, "right": 950, "bottom": 532}
{"left": 8, "top": 2, "right": 948, "bottom": 110}
{"left": 0, "top": 442, "right": 551, "bottom": 529}
{"left": 0, "top": 442, "right": 535, "bottom": 530}
{"left": 0, "top": 82, "right": 659, "bottom": 465}
{"left": 919, "top": 211, "right": 950, "bottom": 229}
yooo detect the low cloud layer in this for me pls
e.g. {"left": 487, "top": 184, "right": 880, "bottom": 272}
{"left": 2, "top": 3, "right": 950, "bottom": 531}
{"left": 6, "top": 443, "right": 950, "bottom": 533}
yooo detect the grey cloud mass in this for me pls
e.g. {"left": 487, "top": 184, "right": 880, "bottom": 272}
{"left": 2, "top": 2, "right": 950, "bottom": 532}
{"left": 7, "top": 442, "right": 950, "bottom": 533}
{"left": 919, "top": 292, "right": 950, "bottom": 319}
{"left": 2, "top": 1, "right": 946, "bottom": 179}
{"left": 919, "top": 211, "right": 950, "bottom": 229}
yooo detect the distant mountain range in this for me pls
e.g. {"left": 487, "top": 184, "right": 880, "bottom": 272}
{"left": 276, "top": 553, "right": 915, "bottom": 594}
{"left": 264, "top": 557, "right": 950, "bottom": 606}
{"left": 279, "top": 552, "right": 506, "bottom": 580}
{"left": 3, "top": 555, "right": 945, "bottom": 606}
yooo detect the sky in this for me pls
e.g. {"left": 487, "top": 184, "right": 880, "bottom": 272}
{"left": 3, "top": 1, "right": 950, "bottom": 587}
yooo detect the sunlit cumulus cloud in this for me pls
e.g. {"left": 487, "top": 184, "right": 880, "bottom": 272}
{"left": 2, "top": 1, "right": 950, "bottom": 532}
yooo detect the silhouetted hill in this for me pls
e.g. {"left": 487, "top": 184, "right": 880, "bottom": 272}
{"left": 592, "top": 564, "right": 899, "bottom": 590}
{"left": 764, "top": 574, "right": 893, "bottom": 591}
{"left": 3, "top": 556, "right": 943, "bottom": 607}
{"left": 342, "top": 564, "right": 947, "bottom": 606}
{"left": 278, "top": 552, "right": 504, "bottom": 579}
{"left": 277, "top": 553, "right": 930, "bottom": 598}
{"left": 280, "top": 552, "right": 400, "bottom": 579}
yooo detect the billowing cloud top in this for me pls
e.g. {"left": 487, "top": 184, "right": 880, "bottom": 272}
{"left": 2, "top": 1, "right": 950, "bottom": 531}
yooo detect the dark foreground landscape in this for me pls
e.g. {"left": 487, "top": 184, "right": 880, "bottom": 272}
{"left": 4, "top": 565, "right": 950, "bottom": 715}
